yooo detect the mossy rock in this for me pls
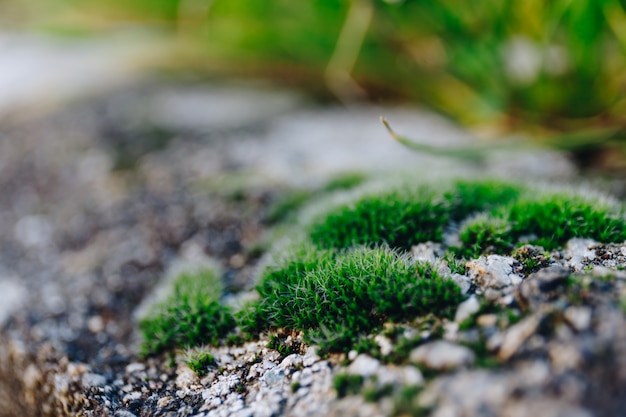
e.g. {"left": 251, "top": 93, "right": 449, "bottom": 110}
{"left": 139, "top": 177, "right": 626, "bottom": 356}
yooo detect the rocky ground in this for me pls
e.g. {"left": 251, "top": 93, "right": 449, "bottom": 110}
{"left": 1, "top": 79, "right": 625, "bottom": 417}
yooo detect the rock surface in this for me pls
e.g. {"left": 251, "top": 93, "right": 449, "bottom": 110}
{"left": 1, "top": 78, "right": 625, "bottom": 417}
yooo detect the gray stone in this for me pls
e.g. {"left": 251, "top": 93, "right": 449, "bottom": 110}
{"left": 565, "top": 238, "right": 597, "bottom": 271}
{"left": 516, "top": 266, "right": 570, "bottom": 309}
{"left": 498, "top": 313, "right": 542, "bottom": 361}
{"left": 0, "top": 278, "right": 27, "bottom": 326}
{"left": 455, "top": 296, "right": 480, "bottom": 323}
{"left": 409, "top": 341, "right": 475, "bottom": 370}
{"left": 411, "top": 242, "right": 444, "bottom": 263}
{"left": 81, "top": 373, "right": 107, "bottom": 388}
{"left": 450, "top": 273, "right": 472, "bottom": 294}
{"left": 347, "top": 354, "right": 380, "bottom": 377}
{"left": 263, "top": 369, "right": 285, "bottom": 386}
{"left": 564, "top": 306, "right": 592, "bottom": 332}
{"left": 114, "top": 411, "right": 138, "bottom": 417}
{"left": 466, "top": 255, "right": 523, "bottom": 291}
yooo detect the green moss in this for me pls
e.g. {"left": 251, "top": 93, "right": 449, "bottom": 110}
{"left": 139, "top": 268, "right": 236, "bottom": 356}
{"left": 267, "top": 333, "right": 300, "bottom": 357}
{"left": 333, "top": 373, "right": 364, "bottom": 398}
{"left": 309, "top": 187, "right": 449, "bottom": 249}
{"left": 139, "top": 178, "right": 626, "bottom": 357}
{"left": 322, "top": 172, "right": 367, "bottom": 192}
{"left": 508, "top": 194, "right": 626, "bottom": 249}
{"left": 442, "top": 252, "right": 467, "bottom": 275}
{"left": 460, "top": 192, "right": 626, "bottom": 256}
{"left": 457, "top": 215, "right": 514, "bottom": 258}
{"left": 363, "top": 383, "right": 394, "bottom": 402}
{"left": 392, "top": 385, "right": 430, "bottom": 417}
{"left": 445, "top": 179, "right": 523, "bottom": 221}
{"left": 247, "top": 245, "right": 464, "bottom": 352}
{"left": 308, "top": 180, "right": 524, "bottom": 251}
{"left": 186, "top": 351, "right": 216, "bottom": 376}
{"left": 512, "top": 245, "right": 551, "bottom": 275}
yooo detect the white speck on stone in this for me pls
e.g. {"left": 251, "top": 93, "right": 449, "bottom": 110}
{"left": 348, "top": 354, "right": 380, "bottom": 377}
{"left": 125, "top": 363, "right": 145, "bottom": 374}
{"left": 303, "top": 346, "right": 320, "bottom": 367}
{"left": 409, "top": 341, "right": 475, "bottom": 370}
{"left": 444, "top": 321, "right": 459, "bottom": 341}
{"left": 279, "top": 353, "right": 303, "bottom": 371}
{"left": 176, "top": 366, "right": 198, "bottom": 389}
{"left": 374, "top": 335, "right": 394, "bottom": 356}
{"left": 298, "top": 368, "right": 314, "bottom": 387}
{"left": 156, "top": 396, "right": 172, "bottom": 408}
{"left": 449, "top": 273, "right": 472, "bottom": 294}
{"left": 231, "top": 408, "right": 254, "bottom": 417}
{"left": 0, "top": 277, "right": 27, "bottom": 326}
{"left": 82, "top": 373, "right": 107, "bottom": 388}
{"left": 87, "top": 315, "right": 105, "bottom": 333}
{"left": 466, "top": 255, "right": 523, "bottom": 290}
{"left": 202, "top": 393, "right": 222, "bottom": 407}
{"left": 115, "top": 411, "right": 138, "bottom": 417}
{"left": 563, "top": 306, "right": 592, "bottom": 332}
{"left": 565, "top": 238, "right": 597, "bottom": 272}
{"left": 455, "top": 296, "right": 480, "bottom": 323}
{"left": 14, "top": 214, "right": 53, "bottom": 247}
{"left": 217, "top": 353, "right": 235, "bottom": 366}
{"left": 411, "top": 242, "right": 444, "bottom": 263}
{"left": 402, "top": 366, "right": 425, "bottom": 386}
{"left": 263, "top": 369, "right": 285, "bottom": 386}
{"left": 122, "top": 391, "right": 142, "bottom": 403}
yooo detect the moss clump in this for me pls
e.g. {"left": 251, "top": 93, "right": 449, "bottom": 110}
{"left": 445, "top": 179, "right": 523, "bottom": 221}
{"left": 245, "top": 246, "right": 463, "bottom": 352}
{"left": 460, "top": 193, "right": 626, "bottom": 257}
{"left": 333, "top": 373, "right": 364, "bottom": 398}
{"left": 186, "top": 351, "right": 216, "bottom": 376}
{"left": 308, "top": 180, "right": 524, "bottom": 251}
{"left": 267, "top": 333, "right": 300, "bottom": 357}
{"left": 309, "top": 187, "right": 449, "bottom": 250}
{"left": 458, "top": 215, "right": 513, "bottom": 257}
{"left": 139, "top": 268, "right": 236, "bottom": 356}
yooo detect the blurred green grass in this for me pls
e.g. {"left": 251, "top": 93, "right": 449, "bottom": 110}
{"left": 4, "top": 0, "right": 626, "bottom": 160}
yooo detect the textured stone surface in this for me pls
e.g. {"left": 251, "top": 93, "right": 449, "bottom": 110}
{"left": 1, "top": 77, "right": 625, "bottom": 417}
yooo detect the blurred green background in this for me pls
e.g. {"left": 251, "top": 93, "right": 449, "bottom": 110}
{"left": 3, "top": 0, "right": 626, "bottom": 169}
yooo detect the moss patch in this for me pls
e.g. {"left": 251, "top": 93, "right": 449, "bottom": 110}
{"left": 333, "top": 373, "right": 365, "bottom": 398}
{"left": 139, "top": 267, "right": 236, "bottom": 356}
{"left": 243, "top": 246, "right": 463, "bottom": 352}
{"left": 308, "top": 180, "right": 524, "bottom": 251}
{"left": 459, "top": 192, "right": 626, "bottom": 257}
{"left": 186, "top": 350, "right": 216, "bottom": 376}
{"left": 138, "top": 177, "right": 626, "bottom": 359}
